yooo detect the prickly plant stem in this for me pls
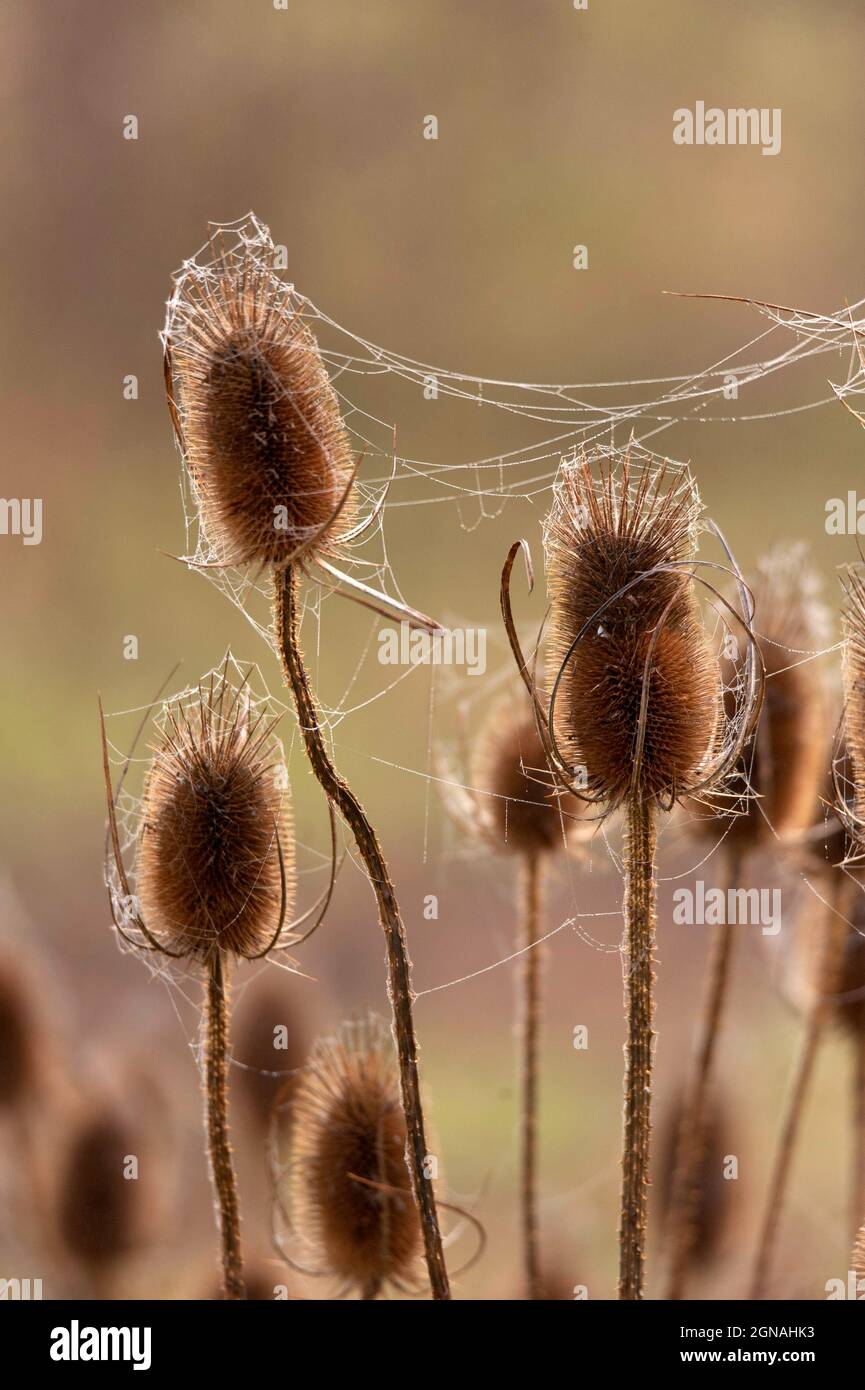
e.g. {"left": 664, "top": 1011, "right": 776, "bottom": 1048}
{"left": 520, "top": 851, "right": 543, "bottom": 1299}
{"left": 205, "top": 948, "right": 245, "bottom": 1299}
{"left": 665, "top": 843, "right": 742, "bottom": 1299}
{"left": 618, "top": 791, "right": 658, "bottom": 1300}
{"left": 274, "top": 564, "right": 450, "bottom": 1300}
{"left": 749, "top": 874, "right": 852, "bottom": 1298}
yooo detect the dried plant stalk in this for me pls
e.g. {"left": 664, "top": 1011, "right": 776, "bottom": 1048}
{"left": 205, "top": 950, "right": 244, "bottom": 1299}
{"left": 665, "top": 843, "right": 741, "bottom": 1299}
{"left": 618, "top": 792, "right": 658, "bottom": 1299}
{"left": 468, "top": 703, "right": 588, "bottom": 1296}
{"left": 749, "top": 876, "right": 852, "bottom": 1298}
{"left": 102, "top": 663, "right": 299, "bottom": 1300}
{"left": 164, "top": 220, "right": 449, "bottom": 1299}
{"left": 519, "top": 851, "right": 542, "bottom": 1299}
{"left": 508, "top": 450, "right": 756, "bottom": 1299}
{"left": 666, "top": 547, "right": 826, "bottom": 1297}
{"left": 275, "top": 566, "right": 449, "bottom": 1299}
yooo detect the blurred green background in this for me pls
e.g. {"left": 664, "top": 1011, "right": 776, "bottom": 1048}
{"left": 1, "top": 0, "right": 865, "bottom": 1300}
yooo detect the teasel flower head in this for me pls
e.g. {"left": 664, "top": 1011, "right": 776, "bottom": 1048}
{"left": 57, "top": 1104, "right": 143, "bottom": 1276}
{"left": 101, "top": 658, "right": 305, "bottom": 967}
{"left": 697, "top": 545, "right": 829, "bottom": 850}
{"left": 0, "top": 955, "right": 37, "bottom": 1112}
{"left": 470, "top": 699, "right": 593, "bottom": 857}
{"left": 233, "top": 979, "right": 310, "bottom": 1132}
{"left": 163, "top": 215, "right": 356, "bottom": 571}
{"left": 522, "top": 449, "right": 754, "bottom": 815}
{"left": 273, "top": 1015, "right": 425, "bottom": 1298}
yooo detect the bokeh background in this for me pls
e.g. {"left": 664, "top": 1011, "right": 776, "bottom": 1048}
{"left": 2, "top": 0, "right": 865, "bottom": 1300}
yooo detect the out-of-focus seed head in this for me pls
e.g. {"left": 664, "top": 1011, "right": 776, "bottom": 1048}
{"left": 472, "top": 701, "right": 592, "bottom": 856}
{"left": 544, "top": 454, "right": 720, "bottom": 809}
{"left": 0, "top": 956, "right": 36, "bottom": 1111}
{"left": 697, "top": 545, "right": 829, "bottom": 850}
{"left": 276, "top": 1015, "right": 423, "bottom": 1297}
{"left": 233, "top": 979, "right": 309, "bottom": 1132}
{"left": 164, "top": 216, "right": 356, "bottom": 568}
{"left": 57, "top": 1106, "right": 142, "bottom": 1272}
{"left": 136, "top": 666, "right": 294, "bottom": 961}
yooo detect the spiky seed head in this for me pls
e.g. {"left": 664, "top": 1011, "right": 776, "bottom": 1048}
{"left": 698, "top": 545, "right": 829, "bottom": 849}
{"left": 57, "top": 1107, "right": 141, "bottom": 1270}
{"left": 233, "top": 980, "right": 309, "bottom": 1131}
{"left": 473, "top": 700, "right": 590, "bottom": 855}
{"left": 775, "top": 873, "right": 865, "bottom": 1032}
{"left": 0, "top": 957, "right": 36, "bottom": 1111}
{"left": 278, "top": 1016, "right": 423, "bottom": 1296}
{"left": 164, "top": 218, "right": 355, "bottom": 568}
{"left": 136, "top": 670, "right": 294, "bottom": 961}
{"left": 544, "top": 454, "right": 720, "bottom": 808}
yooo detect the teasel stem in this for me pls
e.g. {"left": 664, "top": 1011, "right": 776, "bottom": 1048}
{"left": 618, "top": 790, "right": 658, "bottom": 1300}
{"left": 749, "top": 874, "right": 853, "bottom": 1298}
{"left": 852, "top": 1031, "right": 865, "bottom": 1239}
{"left": 665, "top": 842, "right": 743, "bottom": 1299}
{"left": 205, "top": 948, "right": 245, "bottom": 1299}
{"left": 274, "top": 563, "right": 450, "bottom": 1300}
{"left": 519, "top": 851, "right": 543, "bottom": 1299}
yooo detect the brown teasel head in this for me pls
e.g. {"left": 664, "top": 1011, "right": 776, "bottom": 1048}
{"left": 57, "top": 1106, "right": 142, "bottom": 1272}
{"left": 233, "top": 979, "right": 309, "bottom": 1132}
{"left": 164, "top": 218, "right": 356, "bottom": 569}
{"left": 276, "top": 1015, "right": 423, "bottom": 1297}
{"left": 135, "top": 668, "right": 294, "bottom": 961}
{"left": 472, "top": 700, "right": 592, "bottom": 856}
{"left": 0, "top": 956, "right": 36, "bottom": 1111}
{"left": 544, "top": 453, "right": 721, "bottom": 810}
{"left": 696, "top": 545, "right": 829, "bottom": 850}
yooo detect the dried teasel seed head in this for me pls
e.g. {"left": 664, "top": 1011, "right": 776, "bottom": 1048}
{"left": 472, "top": 700, "right": 590, "bottom": 856}
{"left": 233, "top": 979, "right": 309, "bottom": 1132}
{"left": 164, "top": 216, "right": 356, "bottom": 568}
{"left": 698, "top": 545, "right": 829, "bottom": 850}
{"left": 0, "top": 956, "right": 37, "bottom": 1111}
{"left": 277, "top": 1015, "right": 423, "bottom": 1297}
{"left": 544, "top": 454, "right": 720, "bottom": 808}
{"left": 135, "top": 668, "right": 294, "bottom": 961}
{"left": 57, "top": 1106, "right": 142, "bottom": 1272}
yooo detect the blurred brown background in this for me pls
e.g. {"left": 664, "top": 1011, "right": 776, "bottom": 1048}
{"left": 1, "top": 0, "right": 864, "bottom": 1299}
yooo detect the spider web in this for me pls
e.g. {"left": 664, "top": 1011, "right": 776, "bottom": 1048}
{"left": 164, "top": 214, "right": 865, "bottom": 650}
{"left": 153, "top": 214, "right": 864, "bottom": 992}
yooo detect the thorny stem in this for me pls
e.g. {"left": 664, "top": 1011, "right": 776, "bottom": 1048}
{"left": 749, "top": 875, "right": 853, "bottom": 1299}
{"left": 205, "top": 949, "right": 245, "bottom": 1300}
{"left": 665, "top": 843, "right": 743, "bottom": 1299}
{"left": 618, "top": 792, "right": 658, "bottom": 1301}
{"left": 274, "top": 564, "right": 450, "bottom": 1300}
{"left": 520, "top": 852, "right": 543, "bottom": 1299}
